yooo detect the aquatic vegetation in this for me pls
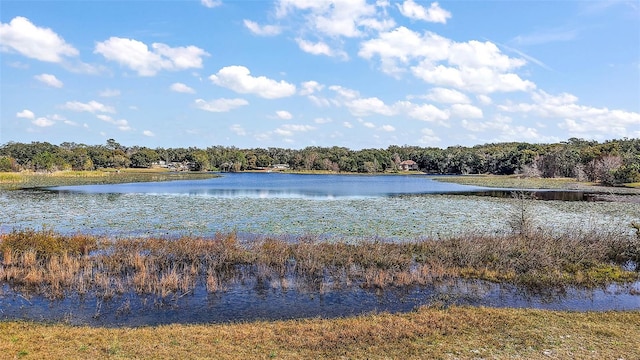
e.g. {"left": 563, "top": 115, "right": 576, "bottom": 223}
{"left": 1, "top": 227, "right": 638, "bottom": 301}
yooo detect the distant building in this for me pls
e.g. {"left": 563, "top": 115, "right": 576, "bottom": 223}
{"left": 399, "top": 160, "right": 418, "bottom": 171}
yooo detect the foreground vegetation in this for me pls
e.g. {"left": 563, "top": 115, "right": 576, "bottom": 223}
{"left": 2, "top": 306, "right": 639, "bottom": 359}
{"left": 2, "top": 137, "right": 639, "bottom": 184}
{"left": 1, "top": 225, "right": 638, "bottom": 300}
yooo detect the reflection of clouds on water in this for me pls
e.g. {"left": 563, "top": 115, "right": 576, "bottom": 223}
{"left": 1, "top": 279, "right": 638, "bottom": 326}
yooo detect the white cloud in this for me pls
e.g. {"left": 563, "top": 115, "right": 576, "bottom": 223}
{"left": 296, "top": 38, "right": 347, "bottom": 59}
{"left": 230, "top": 124, "right": 247, "bottom": 135}
{"left": 170, "top": 82, "right": 196, "bottom": 94}
{"left": 359, "top": 119, "right": 376, "bottom": 128}
{"left": 419, "top": 128, "right": 441, "bottom": 144}
{"left": 360, "top": 26, "right": 534, "bottom": 93}
{"left": 0, "top": 16, "right": 78, "bottom": 62}
{"left": 380, "top": 124, "right": 395, "bottom": 132}
{"left": 477, "top": 94, "right": 492, "bottom": 105}
{"left": 499, "top": 90, "right": 640, "bottom": 138}
{"left": 34, "top": 73, "right": 63, "bottom": 88}
{"left": 95, "top": 37, "right": 209, "bottom": 76}
{"left": 424, "top": 87, "right": 470, "bottom": 104}
{"left": 143, "top": 130, "right": 155, "bottom": 137}
{"left": 397, "top": 1, "right": 451, "bottom": 23}
{"left": 194, "top": 98, "right": 249, "bottom": 112}
{"left": 343, "top": 121, "right": 354, "bottom": 128}
{"left": 277, "top": 0, "right": 391, "bottom": 38}
{"left": 99, "top": 89, "right": 121, "bottom": 97}
{"left": 314, "top": 117, "right": 332, "bottom": 124}
{"left": 274, "top": 123, "right": 315, "bottom": 136}
{"left": 411, "top": 64, "right": 535, "bottom": 94}
{"left": 407, "top": 103, "right": 450, "bottom": 123}
{"left": 450, "top": 104, "right": 483, "bottom": 119}
{"left": 209, "top": 66, "right": 296, "bottom": 99}
{"left": 243, "top": 20, "right": 282, "bottom": 36}
{"left": 63, "top": 100, "right": 115, "bottom": 113}
{"left": 346, "top": 97, "right": 394, "bottom": 116}
{"left": 201, "top": 0, "right": 222, "bottom": 8}
{"left": 33, "top": 117, "right": 55, "bottom": 127}
{"left": 461, "top": 115, "right": 548, "bottom": 143}
{"left": 16, "top": 109, "right": 35, "bottom": 119}
{"left": 299, "top": 80, "right": 324, "bottom": 95}
{"left": 96, "top": 114, "right": 131, "bottom": 131}
{"left": 275, "top": 110, "right": 293, "bottom": 120}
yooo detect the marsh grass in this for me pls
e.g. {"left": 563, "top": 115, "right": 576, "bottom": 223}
{"left": 1, "top": 226, "right": 638, "bottom": 300}
{"left": 0, "top": 170, "right": 218, "bottom": 190}
{"left": 1, "top": 307, "right": 639, "bottom": 359}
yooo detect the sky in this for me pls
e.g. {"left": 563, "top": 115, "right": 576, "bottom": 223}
{"left": 0, "top": 0, "right": 639, "bottom": 150}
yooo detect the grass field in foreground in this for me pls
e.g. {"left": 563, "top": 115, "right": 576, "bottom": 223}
{"left": 1, "top": 306, "right": 639, "bottom": 359}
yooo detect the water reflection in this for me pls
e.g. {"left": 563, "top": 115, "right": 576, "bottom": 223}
{"left": 2, "top": 280, "right": 638, "bottom": 327}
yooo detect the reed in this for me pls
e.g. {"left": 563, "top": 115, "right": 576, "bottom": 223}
{"left": 1, "top": 226, "right": 638, "bottom": 300}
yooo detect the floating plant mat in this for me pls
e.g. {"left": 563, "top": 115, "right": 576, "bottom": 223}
{"left": 1, "top": 190, "right": 638, "bottom": 240}
{"left": 2, "top": 280, "right": 639, "bottom": 327}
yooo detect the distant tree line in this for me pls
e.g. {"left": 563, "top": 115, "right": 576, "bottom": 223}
{"left": 1, "top": 138, "right": 639, "bottom": 185}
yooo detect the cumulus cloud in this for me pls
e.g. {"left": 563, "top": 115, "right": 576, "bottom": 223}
{"left": 380, "top": 124, "right": 396, "bottom": 132}
{"left": 397, "top": 1, "right": 451, "bottom": 23}
{"left": 34, "top": 73, "right": 63, "bottom": 88}
{"left": 406, "top": 103, "right": 450, "bottom": 123}
{"left": 276, "top": 0, "right": 393, "bottom": 38}
{"left": 359, "top": 26, "right": 534, "bottom": 93}
{"left": 450, "top": 103, "right": 483, "bottom": 119}
{"left": 346, "top": 97, "right": 394, "bottom": 116}
{"left": 63, "top": 100, "right": 115, "bottom": 113}
{"left": 424, "top": 87, "right": 470, "bottom": 104}
{"left": 243, "top": 20, "right": 282, "bottom": 36}
{"left": 209, "top": 66, "right": 296, "bottom": 99}
{"left": 170, "top": 82, "right": 196, "bottom": 93}
{"left": 194, "top": 98, "right": 249, "bottom": 112}
{"left": 314, "top": 117, "right": 332, "bottom": 124}
{"left": 274, "top": 123, "right": 315, "bottom": 137}
{"left": 419, "top": 128, "right": 441, "bottom": 144}
{"left": 201, "top": 0, "right": 222, "bottom": 8}
{"left": 275, "top": 110, "right": 293, "bottom": 120}
{"left": 16, "top": 109, "right": 35, "bottom": 119}
{"left": 498, "top": 90, "right": 640, "bottom": 138}
{"left": 143, "top": 130, "right": 155, "bottom": 137}
{"left": 0, "top": 16, "right": 78, "bottom": 62}
{"left": 95, "top": 37, "right": 209, "bottom": 76}
{"left": 96, "top": 114, "right": 131, "bottom": 131}
{"left": 299, "top": 80, "right": 324, "bottom": 95}
{"left": 296, "top": 38, "right": 348, "bottom": 59}
{"left": 33, "top": 117, "right": 56, "bottom": 127}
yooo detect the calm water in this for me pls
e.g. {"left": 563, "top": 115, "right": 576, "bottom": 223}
{"left": 1, "top": 173, "right": 638, "bottom": 240}
{"left": 1, "top": 173, "right": 639, "bottom": 323}
{"left": 49, "top": 172, "right": 487, "bottom": 199}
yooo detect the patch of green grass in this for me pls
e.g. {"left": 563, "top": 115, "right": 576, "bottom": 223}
{"left": 1, "top": 307, "right": 639, "bottom": 359}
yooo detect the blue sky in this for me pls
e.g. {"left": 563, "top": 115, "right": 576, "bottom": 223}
{"left": 1, "top": 0, "right": 638, "bottom": 149}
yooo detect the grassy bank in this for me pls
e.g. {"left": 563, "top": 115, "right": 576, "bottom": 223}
{"left": 0, "top": 169, "right": 218, "bottom": 190}
{"left": 432, "top": 174, "right": 640, "bottom": 194}
{"left": 1, "top": 228, "right": 638, "bottom": 300}
{"left": 2, "top": 306, "right": 639, "bottom": 359}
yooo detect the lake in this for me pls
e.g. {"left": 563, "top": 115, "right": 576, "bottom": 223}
{"left": 1, "top": 173, "right": 638, "bottom": 240}
{"left": 1, "top": 173, "right": 639, "bottom": 324}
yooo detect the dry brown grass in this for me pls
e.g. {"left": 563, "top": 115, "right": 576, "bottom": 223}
{"left": 1, "top": 227, "right": 639, "bottom": 300}
{"left": 1, "top": 306, "right": 638, "bottom": 359}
